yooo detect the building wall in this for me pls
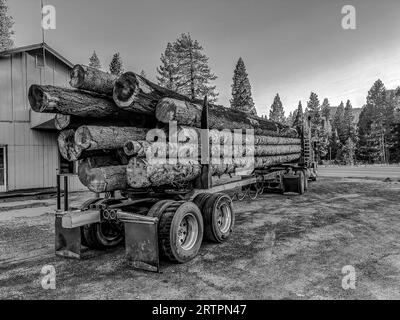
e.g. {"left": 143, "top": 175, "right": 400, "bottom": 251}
{"left": 0, "top": 51, "right": 85, "bottom": 191}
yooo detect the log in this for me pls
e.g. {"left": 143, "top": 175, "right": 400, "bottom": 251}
{"left": 58, "top": 130, "right": 112, "bottom": 161}
{"left": 113, "top": 72, "right": 297, "bottom": 137}
{"left": 54, "top": 113, "right": 156, "bottom": 131}
{"left": 126, "top": 154, "right": 301, "bottom": 188}
{"left": 113, "top": 71, "right": 192, "bottom": 114}
{"left": 123, "top": 139, "right": 300, "bottom": 158}
{"left": 70, "top": 64, "right": 116, "bottom": 96}
{"left": 28, "top": 85, "right": 121, "bottom": 117}
{"left": 156, "top": 97, "right": 298, "bottom": 137}
{"left": 74, "top": 126, "right": 149, "bottom": 151}
{"left": 78, "top": 157, "right": 127, "bottom": 193}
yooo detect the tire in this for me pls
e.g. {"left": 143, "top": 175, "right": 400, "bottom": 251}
{"left": 82, "top": 221, "right": 124, "bottom": 249}
{"left": 203, "top": 193, "right": 235, "bottom": 243}
{"left": 297, "top": 171, "right": 305, "bottom": 195}
{"left": 147, "top": 200, "right": 175, "bottom": 218}
{"left": 158, "top": 201, "right": 204, "bottom": 263}
{"left": 193, "top": 193, "right": 212, "bottom": 212}
{"left": 296, "top": 169, "right": 308, "bottom": 191}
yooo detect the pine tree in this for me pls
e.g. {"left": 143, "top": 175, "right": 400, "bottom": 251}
{"left": 230, "top": 57, "right": 256, "bottom": 115}
{"left": 0, "top": 0, "right": 14, "bottom": 51}
{"left": 333, "top": 102, "right": 346, "bottom": 144}
{"left": 357, "top": 79, "right": 390, "bottom": 163}
{"left": 328, "top": 129, "right": 342, "bottom": 161}
{"left": 109, "top": 52, "right": 124, "bottom": 76}
{"left": 320, "top": 98, "right": 331, "bottom": 136}
{"left": 293, "top": 101, "right": 304, "bottom": 128}
{"left": 285, "top": 110, "right": 298, "bottom": 127}
{"left": 173, "top": 33, "right": 218, "bottom": 102}
{"left": 269, "top": 94, "right": 285, "bottom": 123}
{"left": 88, "top": 51, "right": 101, "bottom": 69}
{"left": 157, "top": 42, "right": 179, "bottom": 91}
{"left": 343, "top": 100, "right": 355, "bottom": 142}
{"left": 306, "top": 92, "right": 321, "bottom": 139}
{"left": 341, "top": 138, "right": 356, "bottom": 164}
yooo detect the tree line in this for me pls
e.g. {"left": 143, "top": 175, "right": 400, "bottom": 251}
{"left": 2, "top": 1, "right": 400, "bottom": 164}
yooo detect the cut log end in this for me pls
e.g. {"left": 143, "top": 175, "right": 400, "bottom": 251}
{"left": 54, "top": 114, "right": 71, "bottom": 130}
{"left": 113, "top": 72, "right": 138, "bottom": 107}
{"left": 28, "top": 84, "right": 47, "bottom": 112}
{"left": 126, "top": 158, "right": 152, "bottom": 188}
{"left": 155, "top": 98, "right": 179, "bottom": 123}
{"left": 58, "top": 129, "right": 82, "bottom": 162}
{"left": 69, "top": 64, "right": 85, "bottom": 88}
{"left": 74, "top": 126, "right": 92, "bottom": 149}
{"left": 123, "top": 140, "right": 136, "bottom": 156}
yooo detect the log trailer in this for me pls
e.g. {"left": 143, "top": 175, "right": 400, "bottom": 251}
{"left": 55, "top": 99, "right": 318, "bottom": 272}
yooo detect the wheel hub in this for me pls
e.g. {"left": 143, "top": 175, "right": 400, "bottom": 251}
{"left": 176, "top": 213, "right": 198, "bottom": 251}
{"left": 216, "top": 203, "right": 232, "bottom": 234}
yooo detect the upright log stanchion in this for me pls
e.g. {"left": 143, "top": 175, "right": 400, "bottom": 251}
{"left": 64, "top": 176, "right": 69, "bottom": 211}
{"left": 196, "top": 96, "right": 212, "bottom": 190}
{"left": 56, "top": 174, "right": 61, "bottom": 211}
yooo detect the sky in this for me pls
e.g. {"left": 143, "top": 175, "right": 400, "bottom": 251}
{"left": 7, "top": 0, "right": 400, "bottom": 115}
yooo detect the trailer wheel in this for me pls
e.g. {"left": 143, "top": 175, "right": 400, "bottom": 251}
{"left": 203, "top": 193, "right": 234, "bottom": 243}
{"left": 193, "top": 193, "right": 212, "bottom": 212}
{"left": 82, "top": 221, "right": 124, "bottom": 249}
{"left": 295, "top": 169, "right": 308, "bottom": 191}
{"left": 158, "top": 201, "right": 203, "bottom": 263}
{"left": 297, "top": 171, "right": 305, "bottom": 195}
{"left": 147, "top": 200, "right": 175, "bottom": 218}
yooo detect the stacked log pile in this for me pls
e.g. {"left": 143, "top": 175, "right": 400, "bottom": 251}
{"left": 28, "top": 65, "right": 302, "bottom": 193}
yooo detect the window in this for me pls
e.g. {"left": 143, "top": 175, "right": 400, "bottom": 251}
{"left": 0, "top": 146, "right": 7, "bottom": 192}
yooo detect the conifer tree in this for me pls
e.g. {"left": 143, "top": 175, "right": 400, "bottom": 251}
{"left": 306, "top": 92, "right": 321, "bottom": 138}
{"left": 173, "top": 33, "right": 218, "bottom": 102}
{"left": 157, "top": 42, "right": 179, "bottom": 91}
{"left": 109, "top": 52, "right": 124, "bottom": 76}
{"left": 333, "top": 101, "right": 346, "bottom": 144}
{"left": 343, "top": 100, "right": 355, "bottom": 142}
{"left": 230, "top": 57, "right": 257, "bottom": 115}
{"left": 269, "top": 94, "right": 285, "bottom": 123}
{"left": 88, "top": 51, "right": 101, "bottom": 69}
{"left": 0, "top": 0, "right": 14, "bottom": 51}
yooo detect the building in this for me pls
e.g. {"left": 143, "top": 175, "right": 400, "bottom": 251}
{"left": 0, "top": 43, "right": 84, "bottom": 192}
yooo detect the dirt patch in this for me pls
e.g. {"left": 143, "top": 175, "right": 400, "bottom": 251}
{"left": 0, "top": 177, "right": 399, "bottom": 299}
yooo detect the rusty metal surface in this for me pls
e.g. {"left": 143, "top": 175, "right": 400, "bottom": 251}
{"left": 119, "top": 212, "right": 160, "bottom": 273}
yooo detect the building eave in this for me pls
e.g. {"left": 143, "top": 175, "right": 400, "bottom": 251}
{"left": 0, "top": 42, "right": 74, "bottom": 69}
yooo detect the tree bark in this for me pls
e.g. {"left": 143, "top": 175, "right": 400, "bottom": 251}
{"left": 54, "top": 113, "right": 156, "bottom": 131}
{"left": 78, "top": 157, "right": 127, "bottom": 193}
{"left": 123, "top": 139, "right": 300, "bottom": 158}
{"left": 74, "top": 126, "right": 149, "bottom": 151}
{"left": 58, "top": 129, "right": 113, "bottom": 161}
{"left": 113, "top": 71, "right": 193, "bottom": 114}
{"left": 156, "top": 97, "right": 298, "bottom": 137}
{"left": 126, "top": 153, "right": 301, "bottom": 189}
{"left": 69, "top": 64, "right": 117, "bottom": 96}
{"left": 29, "top": 85, "right": 121, "bottom": 117}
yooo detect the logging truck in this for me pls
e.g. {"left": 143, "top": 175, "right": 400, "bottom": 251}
{"left": 27, "top": 66, "right": 318, "bottom": 272}
{"left": 53, "top": 98, "right": 317, "bottom": 272}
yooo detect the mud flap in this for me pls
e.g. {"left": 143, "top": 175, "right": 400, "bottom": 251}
{"left": 118, "top": 212, "right": 160, "bottom": 273}
{"left": 55, "top": 209, "right": 101, "bottom": 259}
{"left": 55, "top": 214, "right": 82, "bottom": 259}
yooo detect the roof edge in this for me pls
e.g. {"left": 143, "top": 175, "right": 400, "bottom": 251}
{"left": 0, "top": 42, "right": 74, "bottom": 69}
